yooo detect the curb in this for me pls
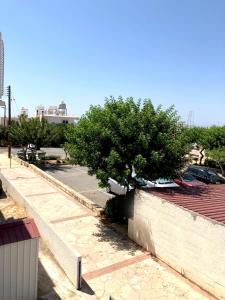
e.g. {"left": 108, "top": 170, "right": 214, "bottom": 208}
{"left": 12, "top": 155, "right": 104, "bottom": 216}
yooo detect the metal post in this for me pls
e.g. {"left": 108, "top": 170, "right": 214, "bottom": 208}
{"left": 3, "top": 104, "right": 6, "bottom": 127}
{"left": 7, "top": 86, "right": 11, "bottom": 161}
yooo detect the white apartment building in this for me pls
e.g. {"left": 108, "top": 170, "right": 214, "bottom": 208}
{"left": 36, "top": 101, "right": 79, "bottom": 124}
{"left": 0, "top": 33, "right": 4, "bottom": 99}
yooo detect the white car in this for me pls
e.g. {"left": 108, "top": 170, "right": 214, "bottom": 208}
{"left": 145, "top": 178, "right": 179, "bottom": 188}
{"left": 106, "top": 178, "right": 134, "bottom": 195}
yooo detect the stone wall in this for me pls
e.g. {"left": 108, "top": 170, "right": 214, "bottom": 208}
{"left": 128, "top": 190, "right": 225, "bottom": 299}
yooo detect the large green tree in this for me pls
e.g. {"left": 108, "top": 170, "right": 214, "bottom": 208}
{"left": 9, "top": 116, "right": 57, "bottom": 149}
{"left": 65, "top": 96, "right": 187, "bottom": 188}
{"left": 206, "top": 147, "right": 225, "bottom": 175}
{"left": 184, "top": 125, "right": 225, "bottom": 165}
{"left": 0, "top": 125, "right": 8, "bottom": 146}
{"left": 183, "top": 126, "right": 209, "bottom": 164}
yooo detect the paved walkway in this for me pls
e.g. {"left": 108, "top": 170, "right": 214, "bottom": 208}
{"left": 0, "top": 154, "right": 214, "bottom": 300}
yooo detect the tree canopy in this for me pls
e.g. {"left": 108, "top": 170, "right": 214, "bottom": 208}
{"left": 206, "top": 147, "right": 225, "bottom": 175}
{"left": 9, "top": 116, "right": 61, "bottom": 149}
{"left": 184, "top": 125, "right": 225, "bottom": 165}
{"left": 65, "top": 96, "right": 187, "bottom": 187}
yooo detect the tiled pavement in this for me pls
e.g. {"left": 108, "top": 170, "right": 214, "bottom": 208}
{"left": 0, "top": 154, "right": 215, "bottom": 300}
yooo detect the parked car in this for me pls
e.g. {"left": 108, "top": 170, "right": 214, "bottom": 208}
{"left": 186, "top": 165, "right": 225, "bottom": 184}
{"left": 174, "top": 172, "right": 205, "bottom": 187}
{"left": 106, "top": 178, "right": 134, "bottom": 195}
{"left": 145, "top": 178, "right": 179, "bottom": 188}
{"left": 131, "top": 176, "right": 150, "bottom": 188}
{"left": 17, "top": 145, "right": 46, "bottom": 162}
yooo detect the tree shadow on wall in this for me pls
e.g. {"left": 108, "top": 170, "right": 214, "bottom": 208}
{"left": 94, "top": 190, "right": 156, "bottom": 256}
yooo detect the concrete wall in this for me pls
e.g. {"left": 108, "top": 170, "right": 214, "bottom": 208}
{"left": 128, "top": 190, "right": 225, "bottom": 299}
{"left": 0, "top": 239, "right": 38, "bottom": 300}
{"left": 0, "top": 173, "right": 82, "bottom": 290}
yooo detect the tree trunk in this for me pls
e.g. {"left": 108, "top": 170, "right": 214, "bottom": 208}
{"left": 126, "top": 164, "right": 133, "bottom": 192}
{"left": 219, "top": 163, "right": 224, "bottom": 176}
{"left": 199, "top": 148, "right": 205, "bottom": 165}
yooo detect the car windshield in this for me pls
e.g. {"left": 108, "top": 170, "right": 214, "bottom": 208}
{"left": 133, "top": 176, "right": 147, "bottom": 187}
{"left": 207, "top": 170, "right": 217, "bottom": 176}
{"left": 157, "top": 178, "right": 174, "bottom": 184}
{"left": 182, "top": 173, "right": 195, "bottom": 181}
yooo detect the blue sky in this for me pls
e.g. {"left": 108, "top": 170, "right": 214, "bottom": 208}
{"left": 1, "top": 0, "right": 225, "bottom": 126}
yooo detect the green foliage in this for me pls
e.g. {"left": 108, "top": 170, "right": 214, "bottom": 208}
{"left": 183, "top": 126, "right": 209, "bottom": 149}
{"left": 0, "top": 125, "right": 8, "bottom": 146}
{"left": 65, "top": 96, "right": 187, "bottom": 187}
{"left": 206, "top": 148, "right": 225, "bottom": 175}
{"left": 9, "top": 116, "right": 56, "bottom": 149}
{"left": 206, "top": 126, "right": 225, "bottom": 149}
{"left": 184, "top": 125, "right": 225, "bottom": 166}
{"left": 184, "top": 125, "right": 225, "bottom": 150}
{"left": 48, "top": 123, "right": 67, "bottom": 147}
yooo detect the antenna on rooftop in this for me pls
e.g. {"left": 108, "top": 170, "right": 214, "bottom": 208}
{"left": 187, "top": 110, "right": 194, "bottom": 127}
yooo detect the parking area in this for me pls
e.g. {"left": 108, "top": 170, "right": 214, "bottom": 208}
{"left": 0, "top": 147, "right": 66, "bottom": 158}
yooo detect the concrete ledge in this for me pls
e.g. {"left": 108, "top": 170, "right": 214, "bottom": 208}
{"left": 12, "top": 155, "right": 104, "bottom": 216}
{"left": 0, "top": 171, "right": 82, "bottom": 289}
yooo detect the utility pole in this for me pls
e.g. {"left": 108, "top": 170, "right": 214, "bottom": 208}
{"left": 7, "top": 85, "right": 11, "bottom": 162}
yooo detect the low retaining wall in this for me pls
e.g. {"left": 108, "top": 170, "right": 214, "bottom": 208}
{"left": 0, "top": 172, "right": 82, "bottom": 289}
{"left": 128, "top": 190, "right": 225, "bottom": 299}
{"left": 12, "top": 155, "right": 104, "bottom": 216}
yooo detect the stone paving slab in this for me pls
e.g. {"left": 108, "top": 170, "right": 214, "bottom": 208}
{"left": 87, "top": 258, "right": 209, "bottom": 300}
{"left": 52, "top": 216, "right": 144, "bottom": 274}
{"left": 26, "top": 193, "right": 90, "bottom": 222}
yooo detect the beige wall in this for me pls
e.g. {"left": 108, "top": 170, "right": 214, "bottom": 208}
{"left": 128, "top": 190, "right": 225, "bottom": 299}
{"left": 0, "top": 239, "right": 39, "bottom": 300}
{"left": 43, "top": 115, "right": 78, "bottom": 124}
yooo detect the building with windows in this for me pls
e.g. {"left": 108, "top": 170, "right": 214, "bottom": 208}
{"left": 36, "top": 101, "right": 79, "bottom": 124}
{"left": 0, "top": 33, "right": 4, "bottom": 99}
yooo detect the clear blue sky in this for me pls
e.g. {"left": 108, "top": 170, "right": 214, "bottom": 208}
{"left": 1, "top": 0, "right": 225, "bottom": 126}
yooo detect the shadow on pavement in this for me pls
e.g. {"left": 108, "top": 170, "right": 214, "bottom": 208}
{"left": 37, "top": 260, "right": 62, "bottom": 300}
{"left": 92, "top": 192, "right": 143, "bottom": 256}
{"left": 38, "top": 164, "right": 74, "bottom": 173}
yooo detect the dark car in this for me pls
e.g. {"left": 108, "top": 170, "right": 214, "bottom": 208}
{"left": 174, "top": 172, "right": 205, "bottom": 187}
{"left": 186, "top": 165, "right": 225, "bottom": 184}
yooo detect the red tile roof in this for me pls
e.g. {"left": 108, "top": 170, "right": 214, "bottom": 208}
{"left": 148, "top": 185, "right": 225, "bottom": 225}
{"left": 0, "top": 218, "right": 40, "bottom": 246}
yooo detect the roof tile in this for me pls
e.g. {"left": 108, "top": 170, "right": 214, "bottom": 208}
{"left": 148, "top": 185, "right": 225, "bottom": 225}
{"left": 0, "top": 218, "right": 40, "bottom": 246}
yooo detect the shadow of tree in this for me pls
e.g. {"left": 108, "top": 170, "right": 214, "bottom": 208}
{"left": 38, "top": 164, "right": 75, "bottom": 173}
{"left": 92, "top": 220, "right": 142, "bottom": 256}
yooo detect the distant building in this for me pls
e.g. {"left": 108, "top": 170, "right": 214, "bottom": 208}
{"left": 36, "top": 101, "right": 79, "bottom": 124}
{"left": 0, "top": 101, "right": 79, "bottom": 125}
{"left": 36, "top": 105, "right": 45, "bottom": 117}
{"left": 20, "top": 107, "right": 29, "bottom": 117}
{"left": 0, "top": 33, "right": 4, "bottom": 98}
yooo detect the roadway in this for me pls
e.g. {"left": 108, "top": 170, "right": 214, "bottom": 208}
{"left": 39, "top": 164, "right": 114, "bottom": 208}
{"left": 0, "top": 147, "right": 114, "bottom": 208}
